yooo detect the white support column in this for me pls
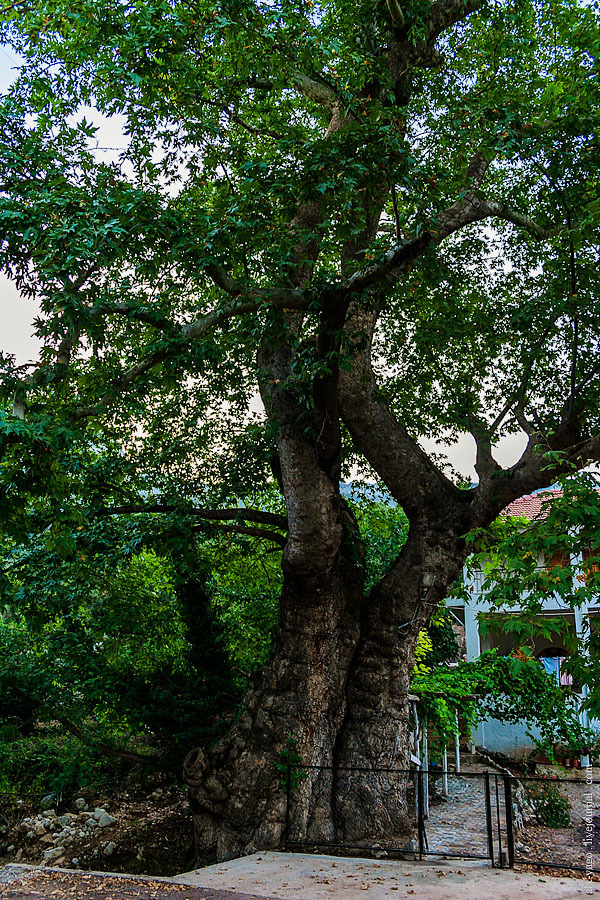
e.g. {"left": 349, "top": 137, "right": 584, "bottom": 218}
{"left": 464, "top": 601, "right": 481, "bottom": 661}
{"left": 574, "top": 597, "right": 591, "bottom": 732}
{"left": 569, "top": 549, "right": 593, "bottom": 740}
{"left": 422, "top": 724, "right": 430, "bottom": 818}
{"left": 442, "top": 745, "right": 449, "bottom": 796}
{"left": 464, "top": 600, "right": 483, "bottom": 750}
{"left": 454, "top": 710, "right": 461, "bottom": 774}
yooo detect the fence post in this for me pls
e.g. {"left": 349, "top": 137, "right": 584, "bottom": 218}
{"left": 494, "top": 773, "right": 505, "bottom": 866}
{"left": 417, "top": 768, "right": 425, "bottom": 860}
{"left": 503, "top": 775, "right": 515, "bottom": 868}
{"left": 454, "top": 711, "right": 461, "bottom": 774}
{"left": 484, "top": 771, "right": 494, "bottom": 866}
{"left": 284, "top": 762, "right": 291, "bottom": 851}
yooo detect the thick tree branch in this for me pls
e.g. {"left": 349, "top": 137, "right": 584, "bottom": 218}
{"left": 564, "top": 433, "right": 600, "bottom": 469}
{"left": 293, "top": 73, "right": 339, "bottom": 112}
{"left": 469, "top": 417, "right": 499, "bottom": 482}
{"left": 465, "top": 150, "right": 492, "bottom": 187}
{"left": 385, "top": 0, "right": 406, "bottom": 30}
{"left": 205, "top": 263, "right": 243, "bottom": 296}
{"left": 194, "top": 522, "right": 287, "bottom": 547}
{"left": 103, "top": 504, "right": 288, "bottom": 530}
{"left": 428, "top": 0, "right": 486, "bottom": 40}
{"left": 472, "top": 403, "right": 599, "bottom": 529}
{"left": 337, "top": 147, "right": 556, "bottom": 526}
{"left": 70, "top": 291, "right": 309, "bottom": 422}
{"left": 343, "top": 191, "right": 551, "bottom": 296}
{"left": 338, "top": 305, "right": 465, "bottom": 521}
{"left": 483, "top": 200, "right": 551, "bottom": 240}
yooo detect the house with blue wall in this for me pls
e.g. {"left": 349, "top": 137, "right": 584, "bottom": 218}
{"left": 446, "top": 488, "right": 599, "bottom": 758}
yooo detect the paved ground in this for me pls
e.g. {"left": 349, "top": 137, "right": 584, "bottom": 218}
{"left": 2, "top": 852, "right": 598, "bottom": 899}
{"left": 425, "top": 772, "right": 501, "bottom": 857}
{"left": 177, "top": 851, "right": 599, "bottom": 899}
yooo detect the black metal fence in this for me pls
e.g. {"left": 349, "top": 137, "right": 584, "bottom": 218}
{"left": 511, "top": 772, "right": 600, "bottom": 874}
{"left": 281, "top": 763, "right": 600, "bottom": 874}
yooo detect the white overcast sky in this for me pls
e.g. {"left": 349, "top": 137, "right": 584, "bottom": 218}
{"left": 0, "top": 47, "right": 529, "bottom": 481}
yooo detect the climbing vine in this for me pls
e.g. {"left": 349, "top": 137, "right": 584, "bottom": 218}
{"left": 411, "top": 649, "right": 595, "bottom": 758}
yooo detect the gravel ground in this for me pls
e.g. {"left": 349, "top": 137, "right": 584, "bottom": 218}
{"left": 0, "top": 867, "right": 274, "bottom": 900}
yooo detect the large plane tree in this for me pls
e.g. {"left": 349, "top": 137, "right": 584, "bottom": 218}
{"left": 1, "top": 0, "right": 599, "bottom": 863}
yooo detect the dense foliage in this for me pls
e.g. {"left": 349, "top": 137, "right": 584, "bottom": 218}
{"left": 412, "top": 649, "right": 595, "bottom": 758}
{"left": 0, "top": 0, "right": 598, "bottom": 534}
{"left": 462, "top": 470, "right": 600, "bottom": 719}
{"left": 526, "top": 780, "right": 572, "bottom": 829}
{"left": 0, "top": 528, "right": 239, "bottom": 789}
{"left": 0, "top": 494, "right": 407, "bottom": 791}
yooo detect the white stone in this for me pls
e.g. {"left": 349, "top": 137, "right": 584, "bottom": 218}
{"left": 93, "top": 808, "right": 106, "bottom": 820}
{"left": 98, "top": 812, "right": 116, "bottom": 828}
{"left": 103, "top": 841, "right": 116, "bottom": 856}
{"left": 44, "top": 846, "right": 64, "bottom": 860}
{"left": 74, "top": 798, "right": 87, "bottom": 811}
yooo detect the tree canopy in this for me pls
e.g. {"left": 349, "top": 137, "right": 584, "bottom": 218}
{"left": 0, "top": 0, "right": 599, "bottom": 523}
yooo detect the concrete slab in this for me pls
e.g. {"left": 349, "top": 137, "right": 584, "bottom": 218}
{"left": 177, "top": 851, "right": 599, "bottom": 899}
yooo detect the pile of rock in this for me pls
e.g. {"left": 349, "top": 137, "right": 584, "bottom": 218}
{"left": 1, "top": 797, "right": 118, "bottom": 866}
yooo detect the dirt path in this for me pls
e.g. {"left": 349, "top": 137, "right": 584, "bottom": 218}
{"left": 0, "top": 866, "right": 273, "bottom": 900}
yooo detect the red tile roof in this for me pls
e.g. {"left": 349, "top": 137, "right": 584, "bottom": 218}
{"left": 502, "top": 489, "right": 564, "bottom": 520}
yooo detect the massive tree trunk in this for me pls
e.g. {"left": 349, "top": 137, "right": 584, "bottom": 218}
{"left": 181, "top": 0, "right": 593, "bottom": 855}
{"left": 184, "top": 318, "right": 367, "bottom": 863}
{"left": 183, "top": 283, "right": 580, "bottom": 863}
{"left": 184, "top": 518, "right": 364, "bottom": 862}
{"left": 182, "top": 288, "right": 549, "bottom": 862}
{"left": 183, "top": 513, "right": 471, "bottom": 862}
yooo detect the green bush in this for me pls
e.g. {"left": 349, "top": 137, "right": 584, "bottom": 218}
{"left": 0, "top": 729, "right": 126, "bottom": 797}
{"left": 527, "top": 780, "right": 572, "bottom": 828}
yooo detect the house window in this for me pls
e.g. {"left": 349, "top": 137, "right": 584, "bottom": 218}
{"left": 538, "top": 648, "right": 573, "bottom": 686}
{"left": 582, "top": 548, "right": 600, "bottom": 585}
{"left": 545, "top": 550, "right": 570, "bottom": 571}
